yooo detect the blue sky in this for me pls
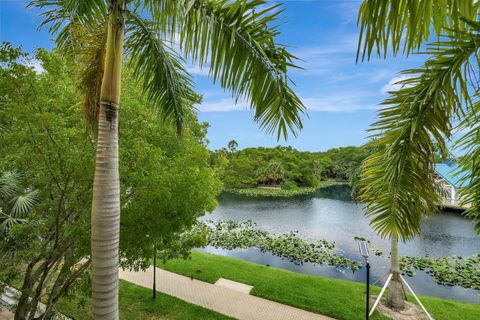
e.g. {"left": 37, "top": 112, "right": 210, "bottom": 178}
{"left": 0, "top": 0, "right": 427, "bottom": 151}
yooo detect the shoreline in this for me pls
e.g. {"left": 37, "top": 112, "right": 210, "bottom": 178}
{"left": 159, "top": 250, "right": 479, "bottom": 320}
{"left": 226, "top": 180, "right": 347, "bottom": 198}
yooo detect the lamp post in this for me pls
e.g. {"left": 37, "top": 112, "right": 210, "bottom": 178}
{"left": 358, "top": 241, "right": 370, "bottom": 320}
{"left": 153, "top": 248, "right": 156, "bottom": 300}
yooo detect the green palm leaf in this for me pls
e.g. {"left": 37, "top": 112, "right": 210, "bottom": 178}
{"left": 148, "top": 0, "right": 306, "bottom": 139}
{"left": 457, "top": 101, "right": 480, "bottom": 232}
{"left": 0, "top": 171, "right": 38, "bottom": 233}
{"left": 359, "top": 23, "right": 480, "bottom": 239}
{"left": 125, "top": 12, "right": 197, "bottom": 133}
{"left": 357, "top": 0, "right": 479, "bottom": 61}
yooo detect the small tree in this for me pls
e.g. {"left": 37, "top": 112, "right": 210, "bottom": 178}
{"left": 227, "top": 140, "right": 238, "bottom": 154}
{"left": 258, "top": 161, "right": 284, "bottom": 186}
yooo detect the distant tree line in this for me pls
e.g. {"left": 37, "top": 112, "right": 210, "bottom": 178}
{"left": 210, "top": 141, "right": 370, "bottom": 190}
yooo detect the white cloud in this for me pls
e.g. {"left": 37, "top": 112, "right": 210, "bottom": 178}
{"left": 197, "top": 91, "right": 377, "bottom": 113}
{"left": 185, "top": 64, "right": 210, "bottom": 76}
{"left": 197, "top": 98, "right": 248, "bottom": 112}
{"left": 301, "top": 94, "right": 377, "bottom": 112}
{"left": 381, "top": 75, "right": 414, "bottom": 94}
{"left": 25, "top": 59, "right": 45, "bottom": 74}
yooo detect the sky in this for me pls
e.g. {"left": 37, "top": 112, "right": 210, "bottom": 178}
{"left": 0, "top": 0, "right": 427, "bottom": 151}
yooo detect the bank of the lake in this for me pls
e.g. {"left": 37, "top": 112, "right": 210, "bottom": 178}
{"left": 228, "top": 180, "right": 346, "bottom": 197}
{"left": 203, "top": 185, "right": 480, "bottom": 303}
{"left": 161, "top": 251, "right": 479, "bottom": 320}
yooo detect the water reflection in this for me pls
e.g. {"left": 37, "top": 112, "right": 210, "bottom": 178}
{"left": 201, "top": 185, "right": 480, "bottom": 303}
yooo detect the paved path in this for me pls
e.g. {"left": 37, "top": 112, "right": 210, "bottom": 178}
{"left": 120, "top": 266, "right": 334, "bottom": 320}
{"left": 0, "top": 307, "right": 13, "bottom": 320}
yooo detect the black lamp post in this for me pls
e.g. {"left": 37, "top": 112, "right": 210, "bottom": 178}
{"left": 153, "top": 248, "right": 156, "bottom": 300}
{"left": 358, "top": 241, "right": 370, "bottom": 320}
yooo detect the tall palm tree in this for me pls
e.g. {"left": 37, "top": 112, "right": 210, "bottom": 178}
{"left": 356, "top": 0, "right": 480, "bottom": 310}
{"left": 30, "top": 0, "right": 305, "bottom": 318}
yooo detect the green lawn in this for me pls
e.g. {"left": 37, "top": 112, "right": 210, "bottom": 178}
{"left": 57, "top": 280, "right": 233, "bottom": 320}
{"left": 160, "top": 250, "right": 480, "bottom": 320}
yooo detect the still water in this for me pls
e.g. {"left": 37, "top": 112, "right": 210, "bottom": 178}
{"left": 199, "top": 185, "right": 480, "bottom": 303}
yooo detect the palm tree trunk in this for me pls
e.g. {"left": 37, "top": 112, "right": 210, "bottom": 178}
{"left": 91, "top": 1, "right": 125, "bottom": 319}
{"left": 386, "top": 235, "right": 405, "bottom": 310}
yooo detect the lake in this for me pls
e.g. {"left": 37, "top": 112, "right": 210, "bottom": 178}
{"left": 199, "top": 185, "right": 480, "bottom": 303}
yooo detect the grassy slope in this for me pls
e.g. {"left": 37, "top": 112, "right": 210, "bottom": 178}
{"left": 57, "top": 280, "right": 233, "bottom": 320}
{"left": 160, "top": 251, "right": 480, "bottom": 320}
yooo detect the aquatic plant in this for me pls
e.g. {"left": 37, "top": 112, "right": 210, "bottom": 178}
{"left": 401, "top": 255, "right": 480, "bottom": 290}
{"left": 196, "top": 220, "right": 361, "bottom": 271}
{"left": 194, "top": 221, "right": 480, "bottom": 291}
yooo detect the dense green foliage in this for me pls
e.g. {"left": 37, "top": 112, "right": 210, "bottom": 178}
{"left": 0, "top": 46, "right": 95, "bottom": 318}
{"left": 161, "top": 251, "right": 480, "bottom": 320}
{"left": 56, "top": 281, "right": 232, "bottom": 320}
{"left": 211, "top": 143, "right": 369, "bottom": 190}
{"left": 0, "top": 45, "right": 220, "bottom": 317}
{"left": 118, "top": 70, "right": 222, "bottom": 271}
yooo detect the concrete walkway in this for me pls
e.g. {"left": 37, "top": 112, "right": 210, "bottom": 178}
{"left": 120, "top": 266, "right": 334, "bottom": 320}
{"left": 0, "top": 307, "right": 13, "bottom": 320}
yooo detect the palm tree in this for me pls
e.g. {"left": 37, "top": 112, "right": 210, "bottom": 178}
{"left": 356, "top": 0, "right": 480, "bottom": 310}
{"left": 30, "top": 0, "right": 305, "bottom": 318}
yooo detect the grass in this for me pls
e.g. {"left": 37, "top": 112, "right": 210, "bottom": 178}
{"left": 160, "top": 250, "right": 480, "bottom": 320}
{"left": 56, "top": 280, "right": 233, "bottom": 320}
{"left": 229, "top": 180, "right": 346, "bottom": 198}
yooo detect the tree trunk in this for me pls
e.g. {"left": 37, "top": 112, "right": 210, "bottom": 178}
{"left": 15, "top": 260, "right": 38, "bottom": 320}
{"left": 386, "top": 235, "right": 405, "bottom": 310}
{"left": 91, "top": 1, "right": 125, "bottom": 319}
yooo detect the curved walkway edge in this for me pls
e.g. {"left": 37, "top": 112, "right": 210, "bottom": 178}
{"left": 120, "top": 266, "right": 335, "bottom": 320}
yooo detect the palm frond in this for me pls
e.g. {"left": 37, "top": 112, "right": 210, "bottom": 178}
{"left": 359, "top": 24, "right": 480, "bottom": 239}
{"left": 457, "top": 101, "right": 480, "bottom": 232}
{"left": 69, "top": 22, "right": 107, "bottom": 126}
{"left": 0, "top": 213, "right": 28, "bottom": 232}
{"left": 6, "top": 190, "right": 39, "bottom": 218}
{"left": 357, "top": 0, "right": 479, "bottom": 61}
{"left": 125, "top": 12, "right": 197, "bottom": 133}
{"left": 28, "top": 1, "right": 110, "bottom": 126}
{"left": 0, "top": 171, "right": 38, "bottom": 233}
{"left": 28, "top": 0, "right": 106, "bottom": 36}
{"left": 0, "top": 171, "right": 22, "bottom": 201}
{"left": 147, "top": 0, "right": 306, "bottom": 139}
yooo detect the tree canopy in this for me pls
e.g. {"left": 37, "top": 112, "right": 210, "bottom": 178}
{"left": 211, "top": 144, "right": 369, "bottom": 190}
{"left": 0, "top": 44, "right": 221, "bottom": 318}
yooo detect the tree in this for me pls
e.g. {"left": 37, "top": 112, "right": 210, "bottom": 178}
{"left": 258, "top": 161, "right": 284, "bottom": 186}
{"left": 0, "top": 45, "right": 221, "bottom": 319}
{"left": 356, "top": 0, "right": 480, "bottom": 310}
{"left": 118, "top": 75, "right": 222, "bottom": 270}
{"left": 1, "top": 46, "right": 95, "bottom": 320}
{"left": 29, "top": 1, "right": 305, "bottom": 318}
{"left": 227, "top": 139, "right": 238, "bottom": 153}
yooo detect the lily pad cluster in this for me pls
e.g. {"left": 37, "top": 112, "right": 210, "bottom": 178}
{"left": 195, "top": 220, "right": 361, "bottom": 271}
{"left": 191, "top": 221, "right": 480, "bottom": 291}
{"left": 401, "top": 255, "right": 480, "bottom": 290}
